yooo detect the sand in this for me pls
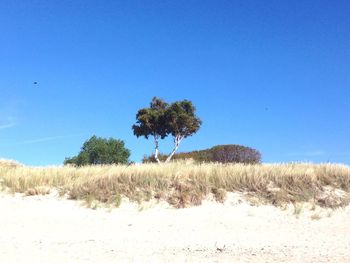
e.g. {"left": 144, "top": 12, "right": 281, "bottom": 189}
{"left": 1, "top": 192, "right": 350, "bottom": 263}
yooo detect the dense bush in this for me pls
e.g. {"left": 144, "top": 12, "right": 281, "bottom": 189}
{"left": 142, "top": 144, "right": 261, "bottom": 164}
{"left": 64, "top": 135, "right": 130, "bottom": 166}
{"left": 209, "top": 145, "right": 261, "bottom": 164}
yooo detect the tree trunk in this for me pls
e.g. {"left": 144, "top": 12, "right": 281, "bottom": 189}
{"left": 154, "top": 136, "right": 161, "bottom": 164}
{"left": 165, "top": 135, "right": 183, "bottom": 163}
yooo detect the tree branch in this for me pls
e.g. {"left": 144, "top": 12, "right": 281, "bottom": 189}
{"left": 165, "top": 135, "right": 183, "bottom": 163}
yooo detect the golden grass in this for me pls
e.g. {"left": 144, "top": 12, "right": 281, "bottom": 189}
{"left": 0, "top": 161, "right": 350, "bottom": 208}
{"left": 0, "top": 159, "right": 22, "bottom": 168}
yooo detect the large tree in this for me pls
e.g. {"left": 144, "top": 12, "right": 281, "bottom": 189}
{"left": 132, "top": 97, "right": 202, "bottom": 163}
{"left": 64, "top": 135, "right": 130, "bottom": 166}
{"left": 164, "top": 100, "right": 202, "bottom": 162}
{"left": 132, "top": 97, "right": 168, "bottom": 163}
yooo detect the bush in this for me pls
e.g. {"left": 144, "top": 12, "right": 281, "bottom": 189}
{"left": 209, "top": 145, "right": 261, "bottom": 164}
{"left": 142, "top": 153, "right": 167, "bottom": 163}
{"left": 64, "top": 135, "right": 130, "bottom": 166}
{"left": 142, "top": 144, "right": 261, "bottom": 164}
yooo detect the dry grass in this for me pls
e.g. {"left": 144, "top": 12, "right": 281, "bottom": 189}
{"left": 0, "top": 159, "right": 22, "bottom": 168}
{"left": 0, "top": 161, "right": 350, "bottom": 209}
{"left": 311, "top": 213, "right": 322, "bottom": 220}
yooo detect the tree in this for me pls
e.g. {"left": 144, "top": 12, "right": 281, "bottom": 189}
{"left": 132, "top": 97, "right": 202, "bottom": 163}
{"left": 64, "top": 135, "right": 130, "bottom": 166}
{"left": 132, "top": 97, "right": 168, "bottom": 163}
{"left": 164, "top": 100, "right": 202, "bottom": 162}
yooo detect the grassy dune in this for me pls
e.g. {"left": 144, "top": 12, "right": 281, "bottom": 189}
{"left": 1, "top": 159, "right": 350, "bottom": 209}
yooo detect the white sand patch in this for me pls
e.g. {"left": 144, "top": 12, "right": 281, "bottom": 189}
{"left": 1, "top": 192, "right": 350, "bottom": 262}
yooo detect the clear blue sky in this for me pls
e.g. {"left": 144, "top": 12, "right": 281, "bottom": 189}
{"left": 0, "top": 0, "right": 349, "bottom": 165}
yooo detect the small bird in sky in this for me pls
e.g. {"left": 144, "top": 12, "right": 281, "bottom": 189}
{"left": 33, "top": 81, "right": 38, "bottom": 85}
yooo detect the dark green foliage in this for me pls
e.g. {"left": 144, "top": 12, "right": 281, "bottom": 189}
{"left": 132, "top": 97, "right": 202, "bottom": 162}
{"left": 165, "top": 100, "right": 202, "bottom": 139}
{"left": 64, "top": 135, "right": 130, "bottom": 166}
{"left": 142, "top": 144, "right": 261, "bottom": 164}
{"left": 132, "top": 97, "right": 168, "bottom": 140}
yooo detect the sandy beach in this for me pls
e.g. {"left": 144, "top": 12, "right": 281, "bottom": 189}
{"left": 1, "top": 192, "right": 350, "bottom": 263}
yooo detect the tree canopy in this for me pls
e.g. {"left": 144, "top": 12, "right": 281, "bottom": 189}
{"left": 64, "top": 135, "right": 130, "bottom": 166}
{"left": 132, "top": 97, "right": 168, "bottom": 140}
{"left": 132, "top": 97, "right": 202, "bottom": 163}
